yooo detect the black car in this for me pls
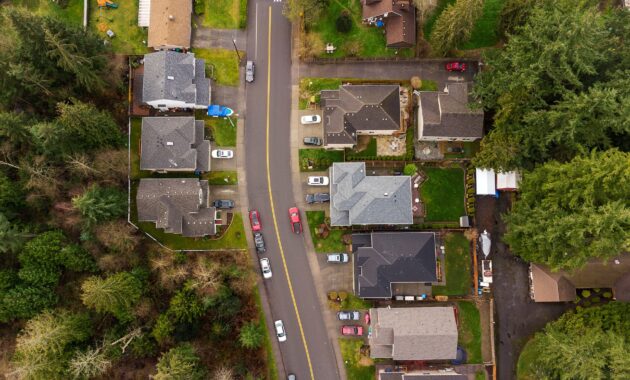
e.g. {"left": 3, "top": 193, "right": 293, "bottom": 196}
{"left": 305, "top": 193, "right": 330, "bottom": 204}
{"left": 303, "top": 137, "right": 322, "bottom": 146}
{"left": 254, "top": 232, "right": 266, "bottom": 253}
{"left": 212, "top": 199, "right": 235, "bottom": 209}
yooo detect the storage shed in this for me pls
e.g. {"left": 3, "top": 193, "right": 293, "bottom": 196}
{"left": 497, "top": 171, "right": 521, "bottom": 191}
{"left": 475, "top": 168, "right": 496, "bottom": 195}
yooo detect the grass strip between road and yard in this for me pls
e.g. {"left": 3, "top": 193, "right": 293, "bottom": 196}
{"left": 457, "top": 301, "right": 482, "bottom": 364}
{"left": 203, "top": 171, "right": 238, "bottom": 185}
{"left": 299, "top": 149, "right": 344, "bottom": 172}
{"left": 306, "top": 211, "right": 349, "bottom": 253}
{"left": 420, "top": 167, "right": 465, "bottom": 222}
{"left": 339, "top": 338, "right": 374, "bottom": 380}
{"left": 192, "top": 48, "right": 242, "bottom": 86}
{"left": 433, "top": 232, "right": 471, "bottom": 296}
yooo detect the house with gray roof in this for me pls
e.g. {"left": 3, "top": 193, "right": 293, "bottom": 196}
{"left": 417, "top": 83, "right": 483, "bottom": 141}
{"left": 329, "top": 162, "right": 412, "bottom": 226}
{"left": 378, "top": 369, "right": 466, "bottom": 380}
{"left": 369, "top": 307, "right": 458, "bottom": 361}
{"left": 140, "top": 117, "right": 210, "bottom": 172}
{"left": 353, "top": 232, "right": 438, "bottom": 299}
{"left": 136, "top": 178, "right": 217, "bottom": 237}
{"left": 142, "top": 51, "right": 210, "bottom": 111}
{"left": 321, "top": 85, "right": 403, "bottom": 149}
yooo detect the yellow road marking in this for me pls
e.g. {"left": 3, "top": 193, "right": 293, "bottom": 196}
{"left": 264, "top": 7, "right": 315, "bottom": 380}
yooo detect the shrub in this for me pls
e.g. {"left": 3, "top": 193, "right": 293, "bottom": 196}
{"left": 152, "top": 314, "right": 175, "bottom": 345}
{"left": 328, "top": 291, "right": 338, "bottom": 300}
{"left": 194, "top": 0, "right": 205, "bottom": 15}
{"left": 403, "top": 163, "right": 418, "bottom": 176}
{"left": 581, "top": 290, "right": 591, "bottom": 298}
{"left": 591, "top": 297, "right": 601, "bottom": 303}
{"left": 336, "top": 12, "right": 353, "bottom": 33}
{"left": 338, "top": 291, "right": 348, "bottom": 302}
{"left": 411, "top": 76, "right": 422, "bottom": 89}
{"left": 603, "top": 292, "right": 612, "bottom": 299}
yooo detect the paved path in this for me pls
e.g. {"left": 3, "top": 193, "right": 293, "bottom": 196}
{"left": 192, "top": 27, "right": 247, "bottom": 51}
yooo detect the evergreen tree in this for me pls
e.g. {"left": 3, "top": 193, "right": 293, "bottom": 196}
{"left": 429, "top": 0, "right": 484, "bottom": 55}
{"left": 72, "top": 185, "right": 127, "bottom": 226}
{"left": 81, "top": 272, "right": 143, "bottom": 320}
{"left": 239, "top": 321, "right": 264, "bottom": 349}
{"left": 154, "top": 343, "right": 207, "bottom": 380}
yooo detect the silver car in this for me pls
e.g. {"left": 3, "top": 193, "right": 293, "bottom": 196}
{"left": 327, "top": 253, "right": 349, "bottom": 263}
{"left": 246, "top": 60, "right": 255, "bottom": 82}
{"left": 337, "top": 311, "right": 360, "bottom": 320}
{"left": 260, "top": 258, "right": 272, "bottom": 279}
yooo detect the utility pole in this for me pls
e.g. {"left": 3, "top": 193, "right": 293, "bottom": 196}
{"left": 232, "top": 39, "right": 241, "bottom": 62}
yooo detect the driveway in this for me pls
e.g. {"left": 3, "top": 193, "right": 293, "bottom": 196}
{"left": 211, "top": 154, "right": 237, "bottom": 171}
{"left": 192, "top": 27, "right": 247, "bottom": 51}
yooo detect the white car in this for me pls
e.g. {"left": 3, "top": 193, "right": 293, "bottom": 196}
{"left": 211, "top": 149, "right": 234, "bottom": 159}
{"left": 307, "top": 176, "right": 329, "bottom": 186}
{"left": 301, "top": 115, "right": 321, "bottom": 125}
{"left": 274, "top": 320, "right": 287, "bottom": 342}
{"left": 260, "top": 258, "right": 272, "bottom": 279}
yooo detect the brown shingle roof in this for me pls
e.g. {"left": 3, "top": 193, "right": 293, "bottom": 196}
{"left": 148, "top": 0, "right": 192, "bottom": 49}
{"left": 362, "top": 0, "right": 416, "bottom": 48}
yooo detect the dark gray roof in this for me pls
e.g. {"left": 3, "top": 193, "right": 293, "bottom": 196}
{"left": 142, "top": 51, "right": 210, "bottom": 107}
{"left": 140, "top": 117, "right": 210, "bottom": 172}
{"left": 353, "top": 232, "right": 438, "bottom": 298}
{"left": 136, "top": 178, "right": 216, "bottom": 237}
{"left": 194, "top": 59, "right": 210, "bottom": 106}
{"left": 330, "top": 162, "right": 412, "bottom": 226}
{"left": 418, "top": 82, "right": 483, "bottom": 139}
{"left": 322, "top": 85, "right": 401, "bottom": 146}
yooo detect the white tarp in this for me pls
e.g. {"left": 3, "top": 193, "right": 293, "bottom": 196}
{"left": 138, "top": 0, "right": 151, "bottom": 27}
{"left": 497, "top": 171, "right": 521, "bottom": 190}
{"left": 480, "top": 229, "right": 491, "bottom": 258}
{"left": 476, "top": 168, "right": 496, "bottom": 195}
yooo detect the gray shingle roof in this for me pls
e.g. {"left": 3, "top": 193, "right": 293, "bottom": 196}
{"left": 140, "top": 117, "right": 211, "bottom": 171}
{"left": 136, "top": 178, "right": 216, "bottom": 237}
{"left": 330, "top": 162, "right": 412, "bottom": 226}
{"left": 353, "top": 232, "right": 438, "bottom": 298}
{"left": 369, "top": 307, "right": 458, "bottom": 361}
{"left": 418, "top": 82, "right": 483, "bottom": 139}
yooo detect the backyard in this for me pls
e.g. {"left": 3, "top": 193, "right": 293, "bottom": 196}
{"left": 339, "top": 338, "right": 374, "bottom": 380}
{"left": 306, "top": 211, "right": 349, "bottom": 253}
{"left": 420, "top": 167, "right": 465, "bottom": 222}
{"left": 192, "top": 48, "right": 242, "bottom": 86}
{"left": 11, "top": 0, "right": 83, "bottom": 25}
{"left": 432, "top": 232, "right": 471, "bottom": 296}
{"left": 457, "top": 301, "right": 483, "bottom": 364}
{"left": 90, "top": 1, "right": 148, "bottom": 54}
{"left": 198, "top": 0, "right": 248, "bottom": 29}
{"left": 299, "top": 149, "right": 345, "bottom": 172}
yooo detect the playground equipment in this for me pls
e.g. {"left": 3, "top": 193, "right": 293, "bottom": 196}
{"left": 97, "top": 0, "right": 119, "bottom": 9}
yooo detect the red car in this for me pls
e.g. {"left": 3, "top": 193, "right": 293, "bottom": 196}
{"left": 249, "top": 209, "right": 262, "bottom": 231}
{"left": 341, "top": 325, "right": 363, "bottom": 336}
{"left": 445, "top": 62, "right": 467, "bottom": 72}
{"left": 288, "top": 207, "right": 302, "bottom": 234}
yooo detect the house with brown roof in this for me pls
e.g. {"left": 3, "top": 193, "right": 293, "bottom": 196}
{"left": 417, "top": 83, "right": 484, "bottom": 142}
{"left": 321, "top": 84, "right": 403, "bottom": 149}
{"left": 529, "top": 255, "right": 630, "bottom": 302}
{"left": 362, "top": 0, "right": 416, "bottom": 48}
{"left": 147, "top": 0, "right": 192, "bottom": 50}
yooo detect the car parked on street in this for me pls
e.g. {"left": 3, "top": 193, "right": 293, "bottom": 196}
{"left": 337, "top": 311, "right": 360, "bottom": 321}
{"left": 249, "top": 209, "right": 261, "bottom": 231}
{"left": 307, "top": 176, "right": 329, "bottom": 186}
{"left": 211, "top": 149, "right": 234, "bottom": 159}
{"left": 288, "top": 207, "right": 302, "bottom": 234}
{"left": 212, "top": 199, "right": 235, "bottom": 209}
{"left": 301, "top": 115, "right": 321, "bottom": 125}
{"left": 246, "top": 60, "right": 255, "bottom": 83}
{"left": 260, "top": 257, "right": 272, "bottom": 279}
{"left": 341, "top": 325, "right": 363, "bottom": 336}
{"left": 275, "top": 320, "right": 287, "bottom": 342}
{"left": 327, "top": 253, "right": 349, "bottom": 263}
{"left": 306, "top": 192, "right": 330, "bottom": 204}
{"left": 254, "top": 232, "right": 266, "bottom": 253}
{"left": 303, "top": 137, "right": 322, "bottom": 146}
{"left": 445, "top": 62, "right": 467, "bottom": 72}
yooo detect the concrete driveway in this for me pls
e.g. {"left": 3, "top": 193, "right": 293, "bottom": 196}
{"left": 209, "top": 185, "right": 239, "bottom": 205}
{"left": 211, "top": 151, "right": 237, "bottom": 171}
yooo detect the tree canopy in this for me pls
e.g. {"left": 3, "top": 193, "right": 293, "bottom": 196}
{"left": 154, "top": 343, "right": 207, "bottom": 380}
{"left": 430, "top": 0, "right": 484, "bottom": 56}
{"left": 72, "top": 185, "right": 127, "bottom": 227}
{"left": 81, "top": 271, "right": 143, "bottom": 321}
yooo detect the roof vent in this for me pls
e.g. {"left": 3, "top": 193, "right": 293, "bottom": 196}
{"left": 166, "top": 141, "right": 174, "bottom": 146}
{"left": 167, "top": 75, "right": 175, "bottom": 80}
{"left": 384, "top": 192, "right": 389, "bottom": 196}
{"left": 169, "top": 15, "right": 175, "bottom": 20}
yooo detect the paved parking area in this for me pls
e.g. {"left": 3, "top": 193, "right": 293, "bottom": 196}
{"left": 209, "top": 185, "right": 239, "bottom": 205}
{"left": 318, "top": 253, "right": 354, "bottom": 290}
{"left": 211, "top": 150, "right": 237, "bottom": 171}
{"left": 297, "top": 110, "right": 324, "bottom": 146}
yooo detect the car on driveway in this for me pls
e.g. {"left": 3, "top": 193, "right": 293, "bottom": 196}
{"left": 301, "top": 115, "right": 321, "bottom": 125}
{"left": 341, "top": 325, "right": 363, "bottom": 336}
{"left": 337, "top": 311, "right": 360, "bottom": 321}
{"left": 307, "top": 176, "right": 329, "bottom": 186}
{"left": 303, "top": 137, "right": 322, "bottom": 146}
{"left": 212, "top": 199, "right": 235, "bottom": 209}
{"left": 327, "top": 253, "right": 349, "bottom": 263}
{"left": 306, "top": 192, "right": 330, "bottom": 204}
{"left": 249, "top": 209, "right": 261, "bottom": 231}
{"left": 254, "top": 232, "right": 266, "bottom": 253}
{"left": 246, "top": 60, "right": 255, "bottom": 83}
{"left": 288, "top": 207, "right": 303, "bottom": 234}
{"left": 445, "top": 62, "right": 467, "bottom": 72}
{"left": 260, "top": 257, "right": 272, "bottom": 279}
{"left": 211, "top": 149, "right": 234, "bottom": 159}
{"left": 275, "top": 320, "right": 287, "bottom": 342}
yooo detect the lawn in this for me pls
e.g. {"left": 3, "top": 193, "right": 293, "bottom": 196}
{"left": 204, "top": 171, "right": 238, "bottom": 185}
{"left": 462, "top": 0, "right": 506, "bottom": 49}
{"left": 338, "top": 338, "right": 374, "bottom": 380}
{"left": 516, "top": 337, "right": 541, "bottom": 380}
{"left": 309, "top": 0, "right": 414, "bottom": 58}
{"left": 207, "top": 117, "right": 237, "bottom": 146}
{"left": 199, "top": 0, "right": 247, "bottom": 29}
{"left": 306, "top": 211, "right": 349, "bottom": 253}
{"left": 299, "top": 77, "right": 343, "bottom": 110}
{"left": 432, "top": 233, "right": 471, "bottom": 296}
{"left": 346, "top": 138, "right": 376, "bottom": 159}
{"left": 299, "top": 149, "right": 345, "bottom": 172}
{"left": 420, "top": 167, "right": 465, "bottom": 222}
{"left": 341, "top": 294, "right": 373, "bottom": 310}
{"left": 456, "top": 301, "right": 482, "bottom": 364}
{"left": 90, "top": 1, "right": 148, "bottom": 54}
{"left": 192, "top": 48, "right": 242, "bottom": 86}
{"left": 11, "top": 0, "right": 83, "bottom": 25}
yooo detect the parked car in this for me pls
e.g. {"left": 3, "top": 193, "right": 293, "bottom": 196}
{"left": 249, "top": 209, "right": 262, "bottom": 231}
{"left": 211, "top": 149, "right": 234, "bottom": 159}
{"left": 327, "top": 253, "right": 349, "bottom": 263}
{"left": 275, "top": 320, "right": 287, "bottom": 342}
{"left": 301, "top": 115, "right": 321, "bottom": 125}
{"left": 254, "top": 232, "right": 266, "bottom": 253}
{"left": 287, "top": 374, "right": 296, "bottom": 380}
{"left": 445, "top": 62, "right": 467, "bottom": 72}
{"left": 305, "top": 192, "right": 330, "bottom": 204}
{"left": 212, "top": 199, "right": 235, "bottom": 209}
{"left": 246, "top": 60, "right": 255, "bottom": 83}
{"left": 260, "top": 257, "right": 272, "bottom": 279}
{"left": 288, "top": 207, "right": 302, "bottom": 234}
{"left": 303, "top": 137, "right": 322, "bottom": 146}
{"left": 307, "top": 176, "right": 329, "bottom": 186}
{"left": 337, "top": 311, "right": 360, "bottom": 321}
{"left": 341, "top": 325, "right": 363, "bottom": 336}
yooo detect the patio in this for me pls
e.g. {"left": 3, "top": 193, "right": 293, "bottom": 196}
{"left": 411, "top": 172, "right": 427, "bottom": 218}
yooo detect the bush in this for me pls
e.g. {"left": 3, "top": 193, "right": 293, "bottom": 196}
{"left": 194, "top": 0, "right": 205, "bottom": 15}
{"left": 603, "top": 292, "right": 612, "bottom": 299}
{"left": 336, "top": 13, "right": 353, "bottom": 33}
{"left": 581, "top": 290, "right": 591, "bottom": 298}
{"left": 403, "top": 163, "right": 418, "bottom": 176}
{"left": 152, "top": 314, "right": 175, "bottom": 345}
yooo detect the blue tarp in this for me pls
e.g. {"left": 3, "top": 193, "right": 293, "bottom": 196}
{"left": 375, "top": 20, "right": 384, "bottom": 28}
{"left": 207, "top": 105, "right": 234, "bottom": 117}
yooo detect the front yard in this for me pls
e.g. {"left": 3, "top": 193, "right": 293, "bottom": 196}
{"left": 192, "top": 48, "right": 242, "bottom": 86}
{"left": 432, "top": 232, "right": 471, "bottom": 296}
{"left": 195, "top": 110, "right": 237, "bottom": 147}
{"left": 299, "top": 149, "right": 344, "bottom": 172}
{"left": 306, "top": 211, "right": 349, "bottom": 253}
{"left": 198, "top": 0, "right": 247, "bottom": 29}
{"left": 457, "top": 301, "right": 483, "bottom": 364}
{"left": 420, "top": 167, "right": 465, "bottom": 222}
{"left": 204, "top": 171, "right": 238, "bottom": 185}
{"left": 339, "top": 338, "right": 374, "bottom": 380}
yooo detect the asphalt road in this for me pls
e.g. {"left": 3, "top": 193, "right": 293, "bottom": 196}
{"left": 244, "top": 2, "right": 340, "bottom": 379}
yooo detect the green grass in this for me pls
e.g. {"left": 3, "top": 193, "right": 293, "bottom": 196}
{"left": 200, "top": 0, "right": 247, "bottom": 29}
{"left": 194, "top": 110, "right": 237, "bottom": 147}
{"left": 253, "top": 288, "right": 278, "bottom": 380}
{"left": 423, "top": 0, "right": 456, "bottom": 40}
{"left": 309, "top": 0, "right": 414, "bottom": 58}
{"left": 299, "top": 149, "right": 345, "bottom": 172}
{"left": 339, "top": 338, "right": 374, "bottom": 380}
{"left": 204, "top": 171, "right": 238, "bottom": 185}
{"left": 420, "top": 80, "right": 438, "bottom": 92}
{"left": 420, "top": 167, "right": 465, "bottom": 222}
{"left": 299, "top": 77, "right": 343, "bottom": 109}
{"left": 192, "top": 48, "right": 242, "bottom": 86}
{"left": 306, "top": 211, "right": 349, "bottom": 253}
{"left": 457, "top": 301, "right": 482, "bottom": 364}
{"left": 462, "top": 0, "right": 506, "bottom": 49}
{"left": 517, "top": 337, "right": 541, "bottom": 380}
{"left": 476, "top": 371, "right": 486, "bottom": 380}
{"left": 90, "top": 0, "right": 148, "bottom": 54}
{"left": 130, "top": 118, "right": 142, "bottom": 180}
{"left": 346, "top": 138, "right": 377, "bottom": 159}
{"left": 11, "top": 0, "right": 83, "bottom": 25}
{"left": 443, "top": 141, "right": 481, "bottom": 159}
{"left": 341, "top": 294, "right": 373, "bottom": 310}
{"left": 432, "top": 233, "right": 471, "bottom": 296}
